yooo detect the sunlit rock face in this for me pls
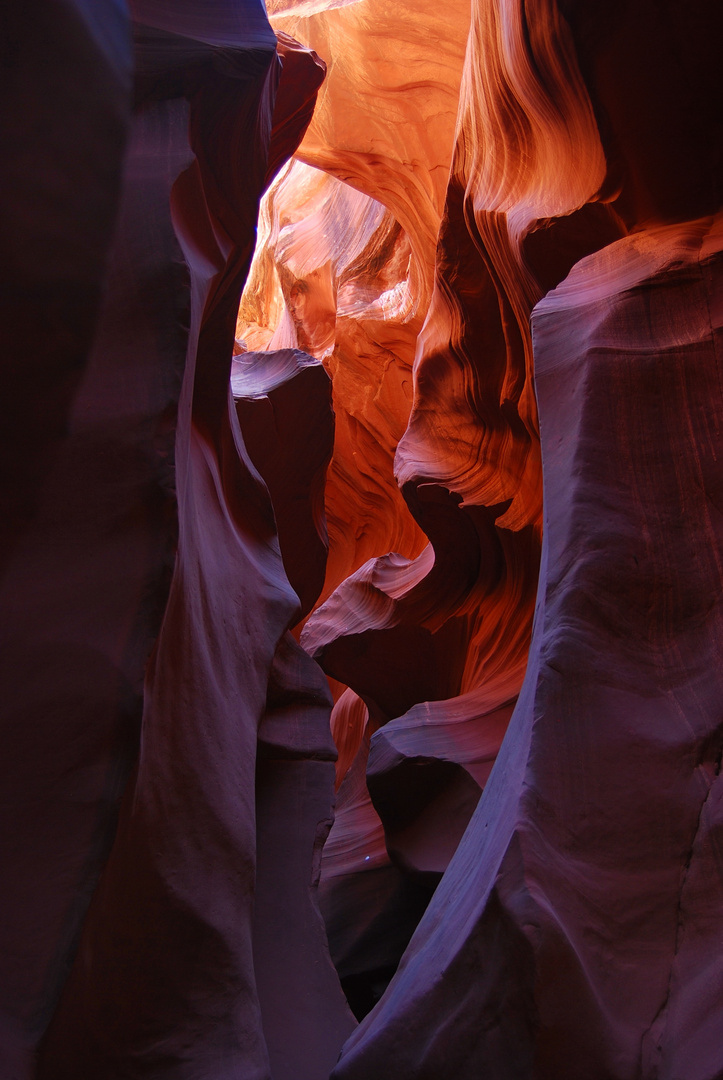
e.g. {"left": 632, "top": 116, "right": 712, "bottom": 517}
{"left": 239, "top": 0, "right": 475, "bottom": 622}
{"left": 239, "top": 0, "right": 626, "bottom": 1011}
{"left": 240, "top": 0, "right": 723, "bottom": 1069}
{"left": 268, "top": 0, "right": 470, "bottom": 308}
{"left": 238, "top": 160, "right": 427, "bottom": 606}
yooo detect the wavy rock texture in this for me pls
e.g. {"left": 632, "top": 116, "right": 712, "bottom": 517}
{"left": 268, "top": 0, "right": 471, "bottom": 313}
{"left": 3, "top": 0, "right": 723, "bottom": 1076}
{"left": 238, "top": 160, "right": 427, "bottom": 603}
{"left": 2, "top": 4, "right": 354, "bottom": 1079}
{"left": 238, "top": 0, "right": 624, "bottom": 1007}
{"left": 239, "top": 0, "right": 475, "bottom": 620}
{"left": 236, "top": 0, "right": 723, "bottom": 1065}
{"left": 334, "top": 211, "right": 723, "bottom": 1080}
{"left": 234, "top": 0, "right": 483, "bottom": 1000}
{"left": 233, "top": 347, "right": 355, "bottom": 1076}
{"left": 317, "top": 0, "right": 721, "bottom": 1073}
{"left": 239, "top": 0, "right": 479, "bottom": 610}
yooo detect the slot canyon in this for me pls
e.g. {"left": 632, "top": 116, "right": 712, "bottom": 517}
{"left": 1, "top": 0, "right": 722, "bottom": 1077}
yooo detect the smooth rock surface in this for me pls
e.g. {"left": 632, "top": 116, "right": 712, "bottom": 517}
{"left": 332, "top": 214, "right": 723, "bottom": 1080}
{"left": 2, "top": 4, "right": 346, "bottom": 1079}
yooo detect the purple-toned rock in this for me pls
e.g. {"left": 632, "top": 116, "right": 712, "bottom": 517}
{"left": 332, "top": 214, "right": 723, "bottom": 1080}
{"left": 1, "top": 2, "right": 340, "bottom": 1078}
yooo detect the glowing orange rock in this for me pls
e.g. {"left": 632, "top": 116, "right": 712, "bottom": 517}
{"left": 3, "top": 0, "right": 722, "bottom": 1073}
{"left": 288, "top": 7, "right": 623, "bottom": 982}
{"left": 234, "top": 0, "right": 628, "bottom": 1018}
{"left": 237, "top": 159, "right": 427, "bottom": 610}
{"left": 239, "top": 0, "right": 476, "bottom": 614}
{"left": 268, "top": 0, "right": 471, "bottom": 310}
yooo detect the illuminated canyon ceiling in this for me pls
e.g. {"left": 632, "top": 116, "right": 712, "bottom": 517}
{"left": 1, "top": 0, "right": 722, "bottom": 1079}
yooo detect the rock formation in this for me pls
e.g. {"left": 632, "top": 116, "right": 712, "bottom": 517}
{"left": 2, "top": 4, "right": 353, "bottom": 1079}
{"left": 241, "top": 0, "right": 723, "bottom": 1072}
{"left": 2, "top": 0, "right": 722, "bottom": 1078}
{"left": 333, "top": 211, "right": 723, "bottom": 1080}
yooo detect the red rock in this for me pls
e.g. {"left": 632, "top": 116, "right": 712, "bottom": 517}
{"left": 237, "top": 160, "right": 428, "bottom": 605}
{"left": 332, "top": 213, "right": 723, "bottom": 1080}
{"left": 4, "top": 0, "right": 723, "bottom": 1074}
{"left": 243, "top": 0, "right": 629, "bottom": 1013}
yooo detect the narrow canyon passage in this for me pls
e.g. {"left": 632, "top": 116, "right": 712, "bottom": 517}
{"left": 1, "top": 1, "right": 722, "bottom": 1079}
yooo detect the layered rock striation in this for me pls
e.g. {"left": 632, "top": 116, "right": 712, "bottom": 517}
{"left": 333, "top": 212, "right": 723, "bottom": 1080}
{"left": 237, "top": 0, "right": 723, "bottom": 1069}
{"left": 2, "top": 0, "right": 723, "bottom": 1077}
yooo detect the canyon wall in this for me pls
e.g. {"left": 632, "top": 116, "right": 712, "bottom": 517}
{"left": 240, "top": 0, "right": 723, "bottom": 1074}
{"left": 1, "top": 0, "right": 722, "bottom": 1078}
{"left": 1, "top": 4, "right": 353, "bottom": 1079}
